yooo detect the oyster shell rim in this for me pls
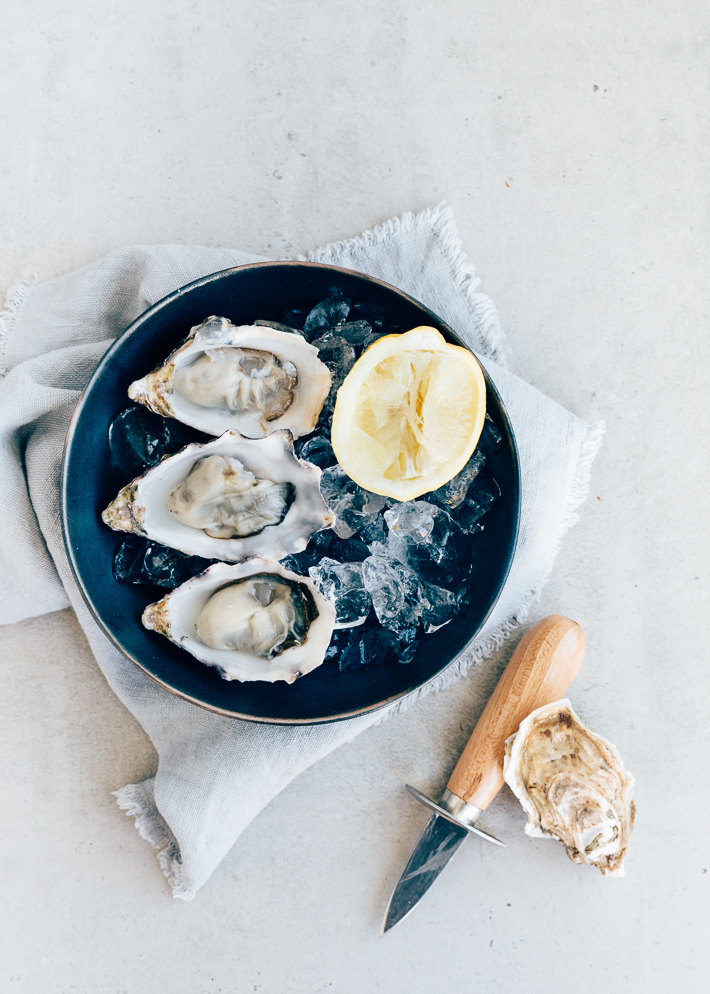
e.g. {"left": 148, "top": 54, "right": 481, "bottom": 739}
{"left": 127, "top": 316, "right": 333, "bottom": 439}
{"left": 142, "top": 557, "right": 336, "bottom": 683}
{"left": 101, "top": 428, "right": 335, "bottom": 563}
{"left": 503, "top": 698, "right": 635, "bottom": 877}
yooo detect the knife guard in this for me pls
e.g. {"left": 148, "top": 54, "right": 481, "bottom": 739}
{"left": 446, "top": 614, "right": 585, "bottom": 811}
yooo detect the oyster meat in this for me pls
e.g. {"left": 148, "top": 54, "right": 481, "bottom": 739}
{"left": 127, "top": 316, "right": 332, "bottom": 438}
{"left": 174, "top": 348, "right": 297, "bottom": 422}
{"left": 167, "top": 454, "right": 292, "bottom": 539}
{"left": 102, "top": 430, "right": 335, "bottom": 563}
{"left": 142, "top": 558, "right": 335, "bottom": 682}
{"left": 503, "top": 699, "right": 635, "bottom": 877}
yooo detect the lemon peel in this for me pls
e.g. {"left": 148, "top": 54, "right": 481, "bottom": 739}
{"left": 331, "top": 326, "right": 486, "bottom": 500}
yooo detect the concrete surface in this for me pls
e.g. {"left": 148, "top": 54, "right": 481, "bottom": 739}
{"left": 1, "top": 1, "right": 708, "bottom": 992}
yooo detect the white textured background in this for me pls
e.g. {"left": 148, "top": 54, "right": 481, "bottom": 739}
{"left": 1, "top": 2, "right": 708, "bottom": 992}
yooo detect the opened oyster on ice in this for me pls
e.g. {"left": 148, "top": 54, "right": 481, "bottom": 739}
{"left": 142, "top": 558, "right": 335, "bottom": 683}
{"left": 128, "top": 316, "right": 332, "bottom": 438}
{"left": 503, "top": 699, "right": 635, "bottom": 877}
{"left": 102, "top": 430, "right": 334, "bottom": 562}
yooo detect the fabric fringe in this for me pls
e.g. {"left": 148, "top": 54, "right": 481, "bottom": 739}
{"left": 561, "top": 418, "right": 606, "bottom": 530}
{"left": 302, "top": 204, "right": 507, "bottom": 366}
{"left": 0, "top": 278, "right": 34, "bottom": 377}
{"left": 520, "top": 417, "right": 606, "bottom": 605}
{"left": 376, "top": 416, "right": 606, "bottom": 722}
{"left": 113, "top": 783, "right": 194, "bottom": 901}
{"left": 376, "top": 611, "right": 524, "bottom": 723}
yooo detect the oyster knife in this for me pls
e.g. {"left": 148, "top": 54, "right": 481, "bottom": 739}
{"left": 382, "top": 615, "right": 586, "bottom": 934}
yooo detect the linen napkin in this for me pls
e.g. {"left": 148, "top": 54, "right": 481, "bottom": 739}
{"left": 0, "top": 206, "right": 603, "bottom": 898}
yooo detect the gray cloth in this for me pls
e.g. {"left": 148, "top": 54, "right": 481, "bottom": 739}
{"left": 0, "top": 206, "right": 603, "bottom": 898}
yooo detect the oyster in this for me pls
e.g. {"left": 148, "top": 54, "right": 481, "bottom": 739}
{"left": 142, "top": 558, "right": 335, "bottom": 682}
{"left": 127, "top": 316, "right": 332, "bottom": 438}
{"left": 167, "top": 455, "right": 292, "bottom": 539}
{"left": 102, "top": 430, "right": 335, "bottom": 562}
{"left": 503, "top": 699, "right": 635, "bottom": 877}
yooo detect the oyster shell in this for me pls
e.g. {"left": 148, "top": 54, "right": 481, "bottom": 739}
{"left": 503, "top": 699, "right": 635, "bottom": 876}
{"left": 102, "top": 430, "right": 335, "bottom": 562}
{"left": 127, "top": 316, "right": 332, "bottom": 438}
{"left": 142, "top": 558, "right": 335, "bottom": 682}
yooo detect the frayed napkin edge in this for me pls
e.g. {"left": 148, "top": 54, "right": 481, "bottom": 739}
{"left": 302, "top": 203, "right": 507, "bottom": 367}
{"left": 0, "top": 204, "right": 501, "bottom": 378}
{"left": 0, "top": 277, "right": 34, "bottom": 378}
{"left": 113, "top": 782, "right": 194, "bottom": 901}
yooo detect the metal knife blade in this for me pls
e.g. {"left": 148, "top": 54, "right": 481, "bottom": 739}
{"left": 381, "top": 813, "right": 468, "bottom": 934}
{"left": 379, "top": 615, "right": 587, "bottom": 935}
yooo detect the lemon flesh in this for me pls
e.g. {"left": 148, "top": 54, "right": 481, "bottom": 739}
{"left": 331, "top": 326, "right": 486, "bottom": 500}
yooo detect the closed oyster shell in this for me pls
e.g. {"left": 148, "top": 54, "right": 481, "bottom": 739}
{"left": 142, "top": 557, "right": 335, "bottom": 683}
{"left": 102, "top": 429, "right": 335, "bottom": 562}
{"left": 503, "top": 699, "right": 635, "bottom": 877}
{"left": 127, "top": 316, "right": 332, "bottom": 439}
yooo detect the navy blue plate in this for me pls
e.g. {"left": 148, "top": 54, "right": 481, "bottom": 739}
{"left": 61, "top": 262, "right": 520, "bottom": 724}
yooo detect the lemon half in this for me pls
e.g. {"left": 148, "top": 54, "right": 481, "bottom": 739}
{"left": 331, "top": 326, "right": 486, "bottom": 500}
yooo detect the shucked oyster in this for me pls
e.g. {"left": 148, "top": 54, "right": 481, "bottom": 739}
{"left": 102, "top": 430, "right": 335, "bottom": 562}
{"left": 167, "top": 455, "right": 292, "bottom": 539}
{"left": 142, "top": 558, "right": 335, "bottom": 682}
{"left": 127, "top": 316, "right": 332, "bottom": 439}
{"left": 176, "top": 348, "right": 297, "bottom": 425}
{"left": 503, "top": 699, "right": 635, "bottom": 877}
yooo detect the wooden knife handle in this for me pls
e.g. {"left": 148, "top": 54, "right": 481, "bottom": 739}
{"left": 446, "top": 615, "right": 585, "bottom": 811}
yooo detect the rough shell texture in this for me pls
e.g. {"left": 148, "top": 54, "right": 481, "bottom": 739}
{"left": 142, "top": 557, "right": 335, "bottom": 683}
{"left": 102, "top": 430, "right": 335, "bottom": 562}
{"left": 127, "top": 316, "right": 332, "bottom": 438}
{"left": 503, "top": 699, "right": 635, "bottom": 877}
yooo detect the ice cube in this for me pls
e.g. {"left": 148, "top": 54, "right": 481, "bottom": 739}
{"left": 113, "top": 537, "right": 213, "bottom": 588}
{"left": 280, "top": 550, "right": 323, "bottom": 575}
{"left": 432, "top": 449, "right": 486, "bottom": 508}
{"left": 280, "top": 308, "right": 307, "bottom": 330}
{"left": 362, "top": 554, "right": 422, "bottom": 637}
{"left": 384, "top": 500, "right": 466, "bottom": 575}
{"left": 362, "top": 553, "right": 464, "bottom": 637}
{"left": 456, "top": 474, "right": 501, "bottom": 534}
{"left": 327, "top": 535, "right": 371, "bottom": 563}
{"left": 359, "top": 515, "right": 387, "bottom": 549}
{"left": 303, "top": 296, "right": 351, "bottom": 338}
{"left": 295, "top": 434, "right": 336, "bottom": 468}
{"left": 108, "top": 406, "right": 196, "bottom": 480}
{"left": 396, "top": 638, "right": 420, "bottom": 665}
{"left": 112, "top": 535, "right": 147, "bottom": 582}
{"left": 479, "top": 414, "right": 503, "bottom": 455}
{"left": 308, "top": 558, "right": 372, "bottom": 628}
{"left": 350, "top": 300, "right": 388, "bottom": 322}
{"left": 418, "top": 581, "right": 466, "bottom": 633}
{"left": 323, "top": 627, "right": 358, "bottom": 666}
{"left": 338, "top": 627, "right": 401, "bottom": 671}
{"left": 320, "top": 466, "right": 388, "bottom": 539}
{"left": 312, "top": 335, "right": 357, "bottom": 375}
{"left": 385, "top": 501, "right": 435, "bottom": 542}
{"left": 315, "top": 320, "right": 372, "bottom": 347}
{"left": 311, "top": 337, "right": 358, "bottom": 421}
{"left": 337, "top": 636, "right": 366, "bottom": 671}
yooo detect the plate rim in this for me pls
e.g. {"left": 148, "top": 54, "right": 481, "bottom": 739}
{"left": 60, "top": 260, "right": 521, "bottom": 724}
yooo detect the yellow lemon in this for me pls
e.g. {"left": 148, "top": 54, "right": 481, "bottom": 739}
{"left": 331, "top": 326, "right": 486, "bottom": 500}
